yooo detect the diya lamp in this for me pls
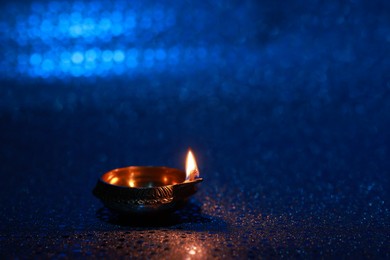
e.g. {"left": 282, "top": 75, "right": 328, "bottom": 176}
{"left": 93, "top": 149, "right": 203, "bottom": 214}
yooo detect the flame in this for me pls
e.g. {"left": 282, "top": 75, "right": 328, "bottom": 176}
{"left": 186, "top": 149, "right": 199, "bottom": 181}
{"left": 128, "top": 180, "right": 135, "bottom": 187}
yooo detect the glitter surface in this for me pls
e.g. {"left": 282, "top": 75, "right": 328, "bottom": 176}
{"left": 0, "top": 0, "right": 389, "bottom": 258}
{"left": 0, "top": 90, "right": 389, "bottom": 258}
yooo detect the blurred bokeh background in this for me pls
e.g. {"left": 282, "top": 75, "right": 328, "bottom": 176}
{"left": 0, "top": 0, "right": 389, "bottom": 258}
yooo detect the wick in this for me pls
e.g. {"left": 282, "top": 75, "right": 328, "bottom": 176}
{"left": 187, "top": 169, "right": 199, "bottom": 181}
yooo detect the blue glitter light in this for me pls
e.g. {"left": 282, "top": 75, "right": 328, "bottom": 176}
{"left": 71, "top": 52, "right": 84, "bottom": 64}
{"left": 0, "top": 1, "right": 219, "bottom": 79}
{"left": 113, "top": 50, "right": 125, "bottom": 63}
{"left": 30, "top": 53, "right": 42, "bottom": 66}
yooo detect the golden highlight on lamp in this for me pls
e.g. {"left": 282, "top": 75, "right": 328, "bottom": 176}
{"left": 93, "top": 149, "right": 203, "bottom": 215}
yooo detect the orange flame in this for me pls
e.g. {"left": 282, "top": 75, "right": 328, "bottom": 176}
{"left": 186, "top": 149, "right": 199, "bottom": 181}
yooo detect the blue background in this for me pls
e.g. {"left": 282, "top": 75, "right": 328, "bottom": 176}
{"left": 0, "top": 0, "right": 389, "bottom": 258}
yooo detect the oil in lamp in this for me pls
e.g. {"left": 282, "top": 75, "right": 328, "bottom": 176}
{"left": 93, "top": 149, "right": 203, "bottom": 214}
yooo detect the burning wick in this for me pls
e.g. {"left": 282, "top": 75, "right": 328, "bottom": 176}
{"left": 186, "top": 149, "right": 199, "bottom": 181}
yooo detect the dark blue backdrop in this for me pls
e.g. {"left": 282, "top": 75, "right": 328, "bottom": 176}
{"left": 0, "top": 0, "right": 389, "bottom": 258}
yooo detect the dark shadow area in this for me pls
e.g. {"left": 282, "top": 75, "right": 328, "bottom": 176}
{"left": 96, "top": 200, "right": 227, "bottom": 231}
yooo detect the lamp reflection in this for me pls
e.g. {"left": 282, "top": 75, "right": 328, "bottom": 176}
{"left": 185, "top": 244, "right": 204, "bottom": 259}
{"left": 188, "top": 246, "right": 197, "bottom": 255}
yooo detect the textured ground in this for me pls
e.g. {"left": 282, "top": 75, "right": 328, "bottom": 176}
{"left": 0, "top": 0, "right": 389, "bottom": 258}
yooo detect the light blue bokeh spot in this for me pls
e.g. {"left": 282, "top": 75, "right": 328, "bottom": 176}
{"left": 71, "top": 51, "right": 84, "bottom": 64}
{"left": 42, "top": 59, "right": 55, "bottom": 71}
{"left": 102, "top": 50, "right": 113, "bottom": 62}
{"left": 30, "top": 53, "right": 42, "bottom": 66}
{"left": 113, "top": 50, "right": 125, "bottom": 63}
